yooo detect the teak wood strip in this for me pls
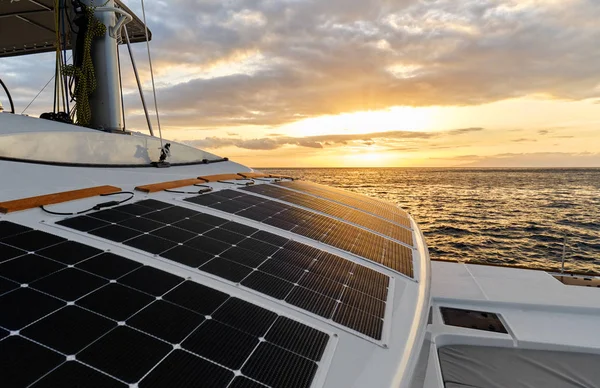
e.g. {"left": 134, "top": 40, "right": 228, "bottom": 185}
{"left": 0, "top": 185, "right": 121, "bottom": 214}
{"left": 198, "top": 173, "right": 244, "bottom": 182}
{"left": 135, "top": 178, "right": 204, "bottom": 193}
{"left": 237, "top": 172, "right": 269, "bottom": 179}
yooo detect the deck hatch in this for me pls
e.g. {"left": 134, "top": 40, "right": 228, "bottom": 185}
{"left": 56, "top": 200, "right": 390, "bottom": 340}
{"left": 185, "top": 189, "right": 414, "bottom": 278}
{"left": 242, "top": 184, "right": 413, "bottom": 245}
{"left": 0, "top": 221, "right": 329, "bottom": 388}
{"left": 277, "top": 180, "right": 410, "bottom": 226}
{"left": 440, "top": 307, "right": 508, "bottom": 333}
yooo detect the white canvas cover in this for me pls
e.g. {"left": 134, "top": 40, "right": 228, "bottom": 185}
{"left": 439, "top": 345, "right": 600, "bottom": 388}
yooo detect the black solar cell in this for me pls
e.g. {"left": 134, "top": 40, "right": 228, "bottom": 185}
{"left": 30, "top": 361, "right": 126, "bottom": 388}
{"left": 127, "top": 300, "right": 205, "bottom": 343}
{"left": 2, "top": 230, "right": 66, "bottom": 251}
{"left": 77, "top": 283, "right": 154, "bottom": 321}
{"left": 0, "top": 277, "right": 18, "bottom": 296}
{"left": 0, "top": 287, "right": 64, "bottom": 330}
{"left": 277, "top": 180, "right": 410, "bottom": 226}
{"left": 243, "top": 184, "right": 414, "bottom": 245}
{"left": 266, "top": 316, "right": 330, "bottom": 361}
{"left": 0, "top": 243, "right": 26, "bottom": 263}
{"left": 186, "top": 189, "right": 413, "bottom": 278}
{"left": 241, "top": 270, "right": 295, "bottom": 300}
{"left": 229, "top": 376, "right": 267, "bottom": 388}
{"left": 0, "top": 221, "right": 31, "bottom": 238}
{"left": 30, "top": 268, "right": 107, "bottom": 301}
{"left": 201, "top": 258, "right": 253, "bottom": 282}
{"left": 160, "top": 244, "right": 215, "bottom": 267}
{"left": 22, "top": 306, "right": 115, "bottom": 354}
{"left": 212, "top": 297, "right": 277, "bottom": 336}
{"left": 333, "top": 303, "right": 384, "bottom": 340}
{"left": 0, "top": 336, "right": 64, "bottom": 388}
{"left": 118, "top": 266, "right": 183, "bottom": 296}
{"left": 163, "top": 281, "right": 228, "bottom": 315}
{"left": 0, "top": 254, "right": 64, "bottom": 283}
{"left": 243, "top": 342, "right": 318, "bottom": 388}
{"left": 78, "top": 326, "right": 172, "bottom": 383}
{"left": 139, "top": 350, "right": 233, "bottom": 388}
{"left": 75, "top": 252, "right": 142, "bottom": 279}
{"left": 183, "top": 319, "right": 259, "bottom": 369}
{"left": 36, "top": 240, "right": 103, "bottom": 264}
{"left": 0, "top": 222, "right": 330, "bottom": 388}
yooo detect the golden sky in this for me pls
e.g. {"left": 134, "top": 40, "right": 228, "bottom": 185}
{"left": 3, "top": 0, "right": 599, "bottom": 167}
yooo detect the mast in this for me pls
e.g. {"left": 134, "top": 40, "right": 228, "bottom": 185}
{"left": 72, "top": 0, "right": 123, "bottom": 131}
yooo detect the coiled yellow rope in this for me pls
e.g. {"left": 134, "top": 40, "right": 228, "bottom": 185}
{"left": 62, "top": 2, "right": 106, "bottom": 126}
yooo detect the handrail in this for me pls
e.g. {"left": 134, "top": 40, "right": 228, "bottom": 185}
{"left": 95, "top": 6, "right": 133, "bottom": 38}
{"left": 0, "top": 78, "right": 15, "bottom": 114}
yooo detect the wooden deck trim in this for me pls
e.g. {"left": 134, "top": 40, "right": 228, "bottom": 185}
{"left": 237, "top": 172, "right": 269, "bottom": 179}
{"left": 135, "top": 178, "right": 204, "bottom": 193}
{"left": 0, "top": 185, "right": 121, "bottom": 214}
{"left": 198, "top": 173, "right": 244, "bottom": 182}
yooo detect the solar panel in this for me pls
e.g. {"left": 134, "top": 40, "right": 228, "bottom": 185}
{"left": 241, "top": 184, "right": 414, "bottom": 246}
{"left": 185, "top": 190, "right": 414, "bottom": 278}
{"left": 56, "top": 200, "right": 390, "bottom": 339}
{"left": 277, "top": 180, "right": 410, "bottom": 226}
{"left": 0, "top": 221, "right": 329, "bottom": 388}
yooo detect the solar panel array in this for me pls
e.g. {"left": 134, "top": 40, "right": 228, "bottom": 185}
{"left": 0, "top": 220, "right": 329, "bottom": 388}
{"left": 241, "top": 184, "right": 413, "bottom": 246}
{"left": 56, "top": 199, "right": 390, "bottom": 339}
{"left": 277, "top": 181, "right": 410, "bottom": 227}
{"left": 186, "top": 191, "right": 414, "bottom": 278}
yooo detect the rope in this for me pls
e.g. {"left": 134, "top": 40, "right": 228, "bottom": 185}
{"left": 140, "top": 0, "right": 164, "bottom": 149}
{"left": 62, "top": 1, "right": 107, "bottom": 126}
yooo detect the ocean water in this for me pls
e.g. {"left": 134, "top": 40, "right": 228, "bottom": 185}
{"left": 260, "top": 168, "right": 600, "bottom": 274}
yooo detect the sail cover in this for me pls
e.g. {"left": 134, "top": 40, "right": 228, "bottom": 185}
{"left": 0, "top": 0, "right": 149, "bottom": 58}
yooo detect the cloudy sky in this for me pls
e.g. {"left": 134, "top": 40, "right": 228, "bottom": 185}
{"left": 2, "top": 0, "right": 600, "bottom": 167}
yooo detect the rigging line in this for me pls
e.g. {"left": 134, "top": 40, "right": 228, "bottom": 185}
{"left": 117, "top": 39, "right": 126, "bottom": 130}
{"left": 22, "top": 54, "right": 73, "bottom": 114}
{"left": 60, "top": 0, "right": 70, "bottom": 113}
{"left": 124, "top": 27, "right": 154, "bottom": 136}
{"left": 140, "top": 0, "right": 163, "bottom": 148}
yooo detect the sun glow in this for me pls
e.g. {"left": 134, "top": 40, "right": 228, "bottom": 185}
{"left": 283, "top": 106, "right": 438, "bottom": 138}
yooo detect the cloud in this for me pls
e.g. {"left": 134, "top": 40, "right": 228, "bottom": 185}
{"left": 5, "top": 0, "right": 600, "bottom": 133}
{"left": 511, "top": 138, "right": 537, "bottom": 142}
{"left": 118, "top": 0, "right": 600, "bottom": 128}
{"left": 184, "top": 127, "right": 481, "bottom": 150}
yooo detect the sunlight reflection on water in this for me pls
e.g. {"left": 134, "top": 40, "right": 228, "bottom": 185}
{"left": 261, "top": 168, "right": 600, "bottom": 273}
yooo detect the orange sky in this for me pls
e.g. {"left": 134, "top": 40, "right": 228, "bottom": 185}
{"left": 3, "top": 0, "right": 600, "bottom": 167}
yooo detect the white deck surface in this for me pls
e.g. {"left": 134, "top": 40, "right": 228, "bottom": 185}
{"left": 0, "top": 153, "right": 429, "bottom": 388}
{"left": 422, "top": 260, "right": 600, "bottom": 387}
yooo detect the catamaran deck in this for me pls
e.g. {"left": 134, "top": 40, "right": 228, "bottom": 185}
{"left": 1, "top": 114, "right": 599, "bottom": 388}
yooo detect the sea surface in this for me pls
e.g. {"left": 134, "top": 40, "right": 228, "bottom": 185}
{"left": 260, "top": 168, "right": 600, "bottom": 274}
